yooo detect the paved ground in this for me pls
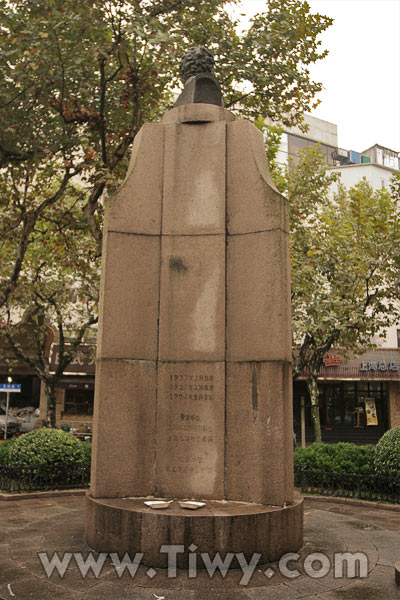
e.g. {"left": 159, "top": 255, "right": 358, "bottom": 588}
{"left": 0, "top": 495, "right": 399, "bottom": 599}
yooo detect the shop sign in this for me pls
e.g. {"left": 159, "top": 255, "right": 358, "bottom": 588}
{"left": 0, "top": 383, "right": 21, "bottom": 392}
{"left": 49, "top": 344, "right": 96, "bottom": 375}
{"left": 364, "top": 397, "right": 378, "bottom": 426}
{"left": 309, "top": 350, "right": 400, "bottom": 380}
{"left": 360, "top": 360, "right": 399, "bottom": 372}
{"left": 323, "top": 353, "right": 341, "bottom": 367}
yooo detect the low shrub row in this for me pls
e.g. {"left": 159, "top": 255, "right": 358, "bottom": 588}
{"left": 1, "top": 426, "right": 399, "bottom": 495}
{"left": 374, "top": 425, "right": 400, "bottom": 480}
{"left": 0, "top": 428, "right": 91, "bottom": 490}
{"left": 294, "top": 425, "right": 400, "bottom": 482}
{"left": 294, "top": 441, "right": 375, "bottom": 475}
{"left": 0, "top": 438, "right": 16, "bottom": 465}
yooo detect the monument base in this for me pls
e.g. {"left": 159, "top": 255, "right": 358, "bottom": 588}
{"left": 85, "top": 493, "right": 303, "bottom": 568}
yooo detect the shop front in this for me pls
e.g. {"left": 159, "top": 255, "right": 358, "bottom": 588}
{"left": 40, "top": 343, "right": 95, "bottom": 437}
{"left": 0, "top": 331, "right": 44, "bottom": 432}
{"left": 293, "top": 349, "right": 400, "bottom": 445}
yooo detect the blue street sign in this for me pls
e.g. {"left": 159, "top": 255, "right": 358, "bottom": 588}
{"left": 0, "top": 383, "right": 21, "bottom": 392}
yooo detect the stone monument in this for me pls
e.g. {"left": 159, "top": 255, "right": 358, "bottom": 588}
{"left": 86, "top": 47, "right": 303, "bottom": 568}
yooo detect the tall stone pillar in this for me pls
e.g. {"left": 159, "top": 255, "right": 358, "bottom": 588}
{"left": 86, "top": 49, "right": 303, "bottom": 567}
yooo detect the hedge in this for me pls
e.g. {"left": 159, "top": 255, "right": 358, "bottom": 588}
{"left": 374, "top": 425, "right": 400, "bottom": 482}
{"left": 7, "top": 428, "right": 91, "bottom": 485}
{"left": 294, "top": 442, "right": 376, "bottom": 475}
{"left": 0, "top": 438, "right": 17, "bottom": 465}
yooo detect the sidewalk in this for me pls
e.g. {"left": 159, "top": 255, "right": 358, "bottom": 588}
{"left": 0, "top": 495, "right": 399, "bottom": 599}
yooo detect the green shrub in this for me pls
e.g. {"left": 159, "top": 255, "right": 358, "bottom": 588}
{"left": 81, "top": 442, "right": 92, "bottom": 468}
{"left": 8, "top": 428, "right": 89, "bottom": 484}
{"left": 0, "top": 438, "right": 17, "bottom": 464}
{"left": 374, "top": 426, "right": 400, "bottom": 481}
{"left": 294, "top": 442, "right": 375, "bottom": 474}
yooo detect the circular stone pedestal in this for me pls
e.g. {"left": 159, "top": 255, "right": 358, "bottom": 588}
{"left": 395, "top": 561, "right": 400, "bottom": 586}
{"left": 85, "top": 492, "right": 303, "bottom": 568}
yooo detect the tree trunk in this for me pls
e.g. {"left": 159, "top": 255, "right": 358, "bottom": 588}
{"left": 45, "top": 382, "right": 57, "bottom": 428}
{"left": 307, "top": 374, "right": 321, "bottom": 443}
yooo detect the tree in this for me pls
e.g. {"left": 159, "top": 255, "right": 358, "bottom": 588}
{"left": 0, "top": 0, "right": 332, "bottom": 248}
{"left": 0, "top": 175, "right": 99, "bottom": 426}
{"left": 286, "top": 148, "right": 400, "bottom": 442}
{"left": 0, "top": 0, "right": 333, "bottom": 423}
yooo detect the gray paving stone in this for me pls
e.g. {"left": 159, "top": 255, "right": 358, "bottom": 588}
{"left": 285, "top": 575, "right": 332, "bottom": 597}
{"left": 1, "top": 496, "right": 400, "bottom": 599}
{"left": 245, "top": 583, "right": 301, "bottom": 599}
{"left": 0, "top": 576, "right": 83, "bottom": 600}
{"left": 0, "top": 560, "right": 31, "bottom": 585}
{"left": 363, "top": 529, "right": 400, "bottom": 567}
{"left": 318, "top": 564, "right": 400, "bottom": 599}
{"left": 82, "top": 582, "right": 193, "bottom": 600}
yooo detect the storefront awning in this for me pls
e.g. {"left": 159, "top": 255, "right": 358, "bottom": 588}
{"left": 299, "top": 349, "right": 400, "bottom": 381}
{"left": 49, "top": 344, "right": 96, "bottom": 376}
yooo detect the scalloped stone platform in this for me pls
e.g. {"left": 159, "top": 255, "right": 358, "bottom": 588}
{"left": 85, "top": 492, "right": 304, "bottom": 569}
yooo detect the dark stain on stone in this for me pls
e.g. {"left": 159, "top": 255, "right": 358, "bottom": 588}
{"left": 251, "top": 363, "right": 258, "bottom": 423}
{"left": 348, "top": 521, "right": 377, "bottom": 530}
{"left": 169, "top": 256, "right": 188, "bottom": 273}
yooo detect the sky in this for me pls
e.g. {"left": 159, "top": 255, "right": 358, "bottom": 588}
{"left": 237, "top": 0, "right": 400, "bottom": 153}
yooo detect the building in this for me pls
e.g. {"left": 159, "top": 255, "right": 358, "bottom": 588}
{"left": 39, "top": 342, "right": 95, "bottom": 435}
{"left": 331, "top": 143, "right": 399, "bottom": 192}
{"left": 294, "top": 349, "right": 400, "bottom": 445}
{"left": 0, "top": 323, "right": 47, "bottom": 425}
{"left": 266, "top": 113, "right": 338, "bottom": 168}
{"left": 0, "top": 330, "right": 95, "bottom": 436}
{"left": 273, "top": 115, "right": 400, "bottom": 444}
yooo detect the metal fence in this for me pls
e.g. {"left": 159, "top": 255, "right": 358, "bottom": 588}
{"left": 295, "top": 468, "right": 400, "bottom": 504}
{"left": 1, "top": 463, "right": 399, "bottom": 502}
{"left": 0, "top": 463, "right": 90, "bottom": 493}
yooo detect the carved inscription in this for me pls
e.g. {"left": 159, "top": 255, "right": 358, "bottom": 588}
{"left": 166, "top": 371, "right": 215, "bottom": 475}
{"left": 169, "top": 373, "right": 214, "bottom": 402}
{"left": 156, "top": 363, "right": 224, "bottom": 495}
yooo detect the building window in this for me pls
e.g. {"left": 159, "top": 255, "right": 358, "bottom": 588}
{"left": 397, "top": 329, "right": 400, "bottom": 348}
{"left": 64, "top": 388, "right": 94, "bottom": 415}
{"left": 318, "top": 381, "right": 388, "bottom": 428}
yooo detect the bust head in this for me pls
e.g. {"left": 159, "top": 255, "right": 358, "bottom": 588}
{"left": 180, "top": 47, "right": 215, "bottom": 82}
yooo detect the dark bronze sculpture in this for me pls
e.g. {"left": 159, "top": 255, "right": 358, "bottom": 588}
{"left": 180, "top": 46, "right": 215, "bottom": 81}
{"left": 174, "top": 46, "right": 223, "bottom": 108}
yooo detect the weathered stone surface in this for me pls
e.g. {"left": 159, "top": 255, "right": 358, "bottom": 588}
{"left": 155, "top": 361, "right": 225, "bottom": 499}
{"left": 96, "top": 232, "right": 160, "bottom": 361}
{"left": 88, "top": 102, "right": 301, "bottom": 563}
{"left": 226, "top": 230, "right": 292, "bottom": 362}
{"left": 85, "top": 493, "right": 304, "bottom": 568}
{"left": 158, "top": 235, "right": 225, "bottom": 361}
{"left": 162, "top": 120, "right": 226, "bottom": 235}
{"left": 225, "top": 361, "right": 294, "bottom": 505}
{"left": 4, "top": 494, "right": 399, "bottom": 599}
{"left": 227, "top": 120, "right": 289, "bottom": 235}
{"left": 90, "top": 359, "right": 157, "bottom": 498}
{"left": 161, "top": 103, "right": 235, "bottom": 125}
{"left": 108, "top": 123, "right": 164, "bottom": 235}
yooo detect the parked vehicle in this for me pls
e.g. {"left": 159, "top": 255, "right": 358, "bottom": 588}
{"left": 16, "top": 407, "right": 40, "bottom": 433}
{"left": 0, "top": 406, "right": 20, "bottom": 437}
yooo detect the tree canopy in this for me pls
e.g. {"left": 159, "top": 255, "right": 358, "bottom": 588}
{"left": 0, "top": 174, "right": 98, "bottom": 424}
{"left": 277, "top": 146, "right": 400, "bottom": 441}
{"left": 0, "top": 0, "right": 333, "bottom": 424}
{"left": 0, "top": 0, "right": 333, "bottom": 259}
